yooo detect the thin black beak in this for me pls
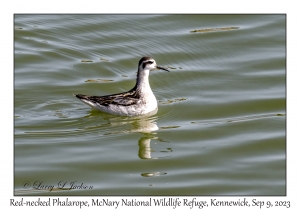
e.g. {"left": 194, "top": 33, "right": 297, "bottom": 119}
{"left": 156, "top": 65, "right": 170, "bottom": 72}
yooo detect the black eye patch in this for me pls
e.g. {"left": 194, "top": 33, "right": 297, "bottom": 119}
{"left": 142, "top": 61, "right": 154, "bottom": 68}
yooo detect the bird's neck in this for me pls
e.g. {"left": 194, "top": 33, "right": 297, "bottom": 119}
{"left": 135, "top": 69, "right": 152, "bottom": 94}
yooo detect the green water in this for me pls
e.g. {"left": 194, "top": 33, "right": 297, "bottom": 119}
{"left": 14, "top": 14, "right": 285, "bottom": 195}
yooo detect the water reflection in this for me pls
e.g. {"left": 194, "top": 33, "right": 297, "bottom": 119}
{"left": 83, "top": 109, "right": 172, "bottom": 159}
{"left": 96, "top": 108, "right": 159, "bottom": 134}
{"left": 138, "top": 134, "right": 172, "bottom": 160}
{"left": 138, "top": 136, "right": 152, "bottom": 159}
{"left": 82, "top": 109, "right": 172, "bottom": 177}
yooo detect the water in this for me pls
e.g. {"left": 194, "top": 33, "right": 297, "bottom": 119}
{"left": 14, "top": 14, "right": 285, "bottom": 195}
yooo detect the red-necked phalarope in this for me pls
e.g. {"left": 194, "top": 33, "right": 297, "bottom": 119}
{"left": 74, "top": 56, "right": 169, "bottom": 116}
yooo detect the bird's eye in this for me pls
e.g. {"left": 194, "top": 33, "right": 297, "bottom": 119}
{"left": 148, "top": 61, "right": 153, "bottom": 64}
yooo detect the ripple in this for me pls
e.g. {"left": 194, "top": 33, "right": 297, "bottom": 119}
{"left": 190, "top": 26, "right": 239, "bottom": 33}
{"left": 158, "top": 98, "right": 187, "bottom": 105}
{"left": 141, "top": 172, "right": 167, "bottom": 177}
{"left": 81, "top": 59, "right": 93, "bottom": 62}
{"left": 191, "top": 113, "right": 285, "bottom": 126}
{"left": 160, "top": 126, "right": 181, "bottom": 130}
{"left": 85, "top": 79, "right": 114, "bottom": 83}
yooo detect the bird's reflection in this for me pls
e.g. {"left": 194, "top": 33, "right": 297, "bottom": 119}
{"left": 80, "top": 109, "right": 171, "bottom": 177}
{"left": 138, "top": 136, "right": 152, "bottom": 159}
{"left": 82, "top": 108, "right": 172, "bottom": 160}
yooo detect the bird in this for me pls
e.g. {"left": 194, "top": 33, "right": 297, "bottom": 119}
{"left": 74, "top": 56, "right": 169, "bottom": 116}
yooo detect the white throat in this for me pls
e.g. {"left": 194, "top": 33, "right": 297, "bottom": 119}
{"left": 136, "top": 69, "right": 152, "bottom": 94}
